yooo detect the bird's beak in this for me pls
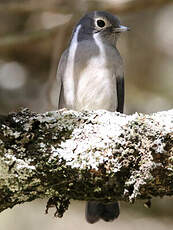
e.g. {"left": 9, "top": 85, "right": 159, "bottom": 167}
{"left": 115, "top": 25, "right": 130, "bottom": 32}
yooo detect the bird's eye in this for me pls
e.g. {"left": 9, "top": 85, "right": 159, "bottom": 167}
{"left": 96, "top": 19, "right": 106, "bottom": 28}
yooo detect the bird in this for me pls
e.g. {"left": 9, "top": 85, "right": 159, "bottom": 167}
{"left": 56, "top": 11, "right": 129, "bottom": 224}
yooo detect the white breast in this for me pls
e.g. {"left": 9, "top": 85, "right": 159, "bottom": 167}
{"left": 76, "top": 58, "right": 116, "bottom": 111}
{"left": 76, "top": 33, "right": 117, "bottom": 111}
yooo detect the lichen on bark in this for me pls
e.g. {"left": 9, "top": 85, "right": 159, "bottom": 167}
{"left": 0, "top": 108, "right": 173, "bottom": 217}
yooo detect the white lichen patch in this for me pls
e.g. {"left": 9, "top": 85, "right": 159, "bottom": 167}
{"left": 1, "top": 149, "right": 36, "bottom": 182}
{"left": 152, "top": 109, "right": 173, "bottom": 133}
{"left": 36, "top": 111, "right": 60, "bottom": 124}
{"left": 144, "top": 110, "right": 173, "bottom": 154}
{"left": 145, "top": 114, "right": 171, "bottom": 135}
{"left": 0, "top": 159, "right": 9, "bottom": 180}
{"left": 2, "top": 124, "right": 21, "bottom": 138}
{"left": 51, "top": 111, "right": 138, "bottom": 171}
{"left": 152, "top": 139, "right": 165, "bottom": 154}
{"left": 0, "top": 153, "right": 38, "bottom": 193}
{"left": 23, "top": 122, "right": 33, "bottom": 131}
{"left": 50, "top": 109, "right": 173, "bottom": 174}
{"left": 40, "top": 142, "right": 46, "bottom": 149}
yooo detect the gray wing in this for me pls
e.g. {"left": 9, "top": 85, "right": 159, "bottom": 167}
{"left": 116, "top": 75, "right": 124, "bottom": 113}
{"left": 56, "top": 49, "right": 68, "bottom": 109}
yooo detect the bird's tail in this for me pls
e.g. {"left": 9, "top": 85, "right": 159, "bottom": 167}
{"left": 85, "top": 201, "right": 120, "bottom": 224}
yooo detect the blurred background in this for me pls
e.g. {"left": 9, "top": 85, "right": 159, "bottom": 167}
{"left": 0, "top": 0, "right": 172, "bottom": 229}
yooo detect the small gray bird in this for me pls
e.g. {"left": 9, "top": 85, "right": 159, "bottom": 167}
{"left": 56, "top": 11, "right": 128, "bottom": 223}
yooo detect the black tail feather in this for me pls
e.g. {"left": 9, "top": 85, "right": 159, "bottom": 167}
{"left": 86, "top": 201, "right": 120, "bottom": 224}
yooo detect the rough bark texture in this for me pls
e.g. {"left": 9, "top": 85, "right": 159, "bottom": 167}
{"left": 0, "top": 108, "right": 173, "bottom": 217}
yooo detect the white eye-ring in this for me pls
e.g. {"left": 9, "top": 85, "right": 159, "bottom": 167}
{"left": 96, "top": 19, "right": 105, "bottom": 28}
{"left": 95, "top": 18, "right": 108, "bottom": 29}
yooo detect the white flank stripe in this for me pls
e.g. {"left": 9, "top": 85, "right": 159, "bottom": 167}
{"left": 63, "top": 24, "right": 81, "bottom": 107}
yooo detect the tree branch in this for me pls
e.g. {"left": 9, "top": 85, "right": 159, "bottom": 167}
{"left": 0, "top": 109, "right": 172, "bottom": 217}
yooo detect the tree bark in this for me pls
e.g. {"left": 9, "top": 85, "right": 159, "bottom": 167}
{"left": 0, "top": 108, "right": 173, "bottom": 217}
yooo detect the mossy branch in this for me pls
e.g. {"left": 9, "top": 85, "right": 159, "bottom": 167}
{"left": 0, "top": 108, "right": 173, "bottom": 217}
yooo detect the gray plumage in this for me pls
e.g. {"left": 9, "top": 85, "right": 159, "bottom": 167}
{"left": 56, "top": 11, "right": 128, "bottom": 223}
